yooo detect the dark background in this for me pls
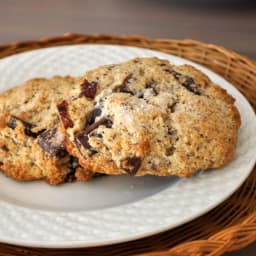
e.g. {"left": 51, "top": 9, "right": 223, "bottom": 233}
{"left": 0, "top": 1, "right": 255, "bottom": 255}
{"left": 0, "top": 0, "right": 255, "bottom": 59}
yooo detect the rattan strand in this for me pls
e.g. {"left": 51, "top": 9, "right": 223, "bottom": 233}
{"left": 0, "top": 34, "right": 255, "bottom": 256}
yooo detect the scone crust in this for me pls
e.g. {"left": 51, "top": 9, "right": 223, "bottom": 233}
{"left": 58, "top": 58, "right": 241, "bottom": 177}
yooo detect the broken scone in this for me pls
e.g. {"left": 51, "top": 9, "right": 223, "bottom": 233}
{"left": 0, "top": 76, "right": 93, "bottom": 184}
{"left": 57, "top": 57, "right": 241, "bottom": 177}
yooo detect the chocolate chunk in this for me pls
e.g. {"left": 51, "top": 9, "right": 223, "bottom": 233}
{"left": 75, "top": 117, "right": 112, "bottom": 152}
{"left": 171, "top": 70, "right": 182, "bottom": 79}
{"left": 165, "top": 69, "right": 201, "bottom": 95}
{"left": 57, "top": 101, "right": 74, "bottom": 129}
{"left": 183, "top": 77, "right": 194, "bottom": 87}
{"left": 37, "top": 127, "right": 67, "bottom": 157}
{"left": 114, "top": 74, "right": 134, "bottom": 95}
{"left": 85, "top": 117, "right": 112, "bottom": 134}
{"left": 79, "top": 79, "right": 97, "bottom": 99}
{"left": 87, "top": 108, "right": 102, "bottom": 125}
{"left": 119, "top": 86, "right": 134, "bottom": 95}
{"left": 75, "top": 132, "right": 91, "bottom": 150}
{"left": 181, "top": 76, "right": 201, "bottom": 95}
{"left": 23, "top": 124, "right": 43, "bottom": 138}
{"left": 74, "top": 132, "right": 98, "bottom": 155}
{"left": 122, "top": 157, "right": 142, "bottom": 175}
{"left": 7, "top": 116, "right": 44, "bottom": 138}
{"left": 164, "top": 69, "right": 181, "bottom": 79}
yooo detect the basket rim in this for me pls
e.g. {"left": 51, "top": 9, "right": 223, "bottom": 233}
{"left": 0, "top": 33, "right": 255, "bottom": 65}
{"left": 0, "top": 34, "right": 255, "bottom": 256}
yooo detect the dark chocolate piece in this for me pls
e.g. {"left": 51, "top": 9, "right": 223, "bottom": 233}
{"left": 79, "top": 79, "right": 97, "bottom": 99}
{"left": 164, "top": 69, "right": 181, "bottom": 79}
{"left": 75, "top": 132, "right": 91, "bottom": 150}
{"left": 85, "top": 117, "right": 112, "bottom": 134}
{"left": 114, "top": 74, "right": 134, "bottom": 95}
{"left": 37, "top": 127, "right": 67, "bottom": 157}
{"left": 122, "top": 157, "right": 142, "bottom": 175}
{"left": 57, "top": 101, "right": 74, "bottom": 129}
{"left": 181, "top": 76, "right": 201, "bottom": 95}
{"left": 165, "top": 69, "right": 201, "bottom": 95}
{"left": 74, "top": 132, "right": 98, "bottom": 155}
{"left": 7, "top": 116, "right": 44, "bottom": 138}
{"left": 75, "top": 117, "right": 112, "bottom": 153}
{"left": 87, "top": 108, "right": 102, "bottom": 125}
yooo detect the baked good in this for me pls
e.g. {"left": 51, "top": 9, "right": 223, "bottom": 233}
{"left": 58, "top": 57, "right": 241, "bottom": 177}
{"left": 0, "top": 76, "right": 93, "bottom": 184}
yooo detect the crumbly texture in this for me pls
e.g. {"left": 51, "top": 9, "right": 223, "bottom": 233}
{"left": 58, "top": 57, "right": 241, "bottom": 177}
{"left": 0, "top": 76, "right": 93, "bottom": 184}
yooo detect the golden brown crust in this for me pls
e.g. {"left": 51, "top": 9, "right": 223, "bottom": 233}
{"left": 58, "top": 57, "right": 241, "bottom": 178}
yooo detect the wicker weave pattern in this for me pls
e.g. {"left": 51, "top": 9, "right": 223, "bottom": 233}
{"left": 0, "top": 34, "right": 255, "bottom": 256}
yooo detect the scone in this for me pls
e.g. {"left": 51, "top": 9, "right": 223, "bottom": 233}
{"left": 57, "top": 58, "right": 241, "bottom": 177}
{"left": 0, "top": 76, "right": 93, "bottom": 184}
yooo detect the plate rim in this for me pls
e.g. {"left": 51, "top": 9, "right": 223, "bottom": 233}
{"left": 0, "top": 44, "right": 255, "bottom": 248}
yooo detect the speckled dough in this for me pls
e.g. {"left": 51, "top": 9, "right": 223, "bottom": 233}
{"left": 0, "top": 76, "right": 93, "bottom": 184}
{"left": 58, "top": 57, "right": 241, "bottom": 177}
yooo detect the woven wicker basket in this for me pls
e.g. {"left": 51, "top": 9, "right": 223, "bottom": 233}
{"left": 0, "top": 34, "right": 255, "bottom": 256}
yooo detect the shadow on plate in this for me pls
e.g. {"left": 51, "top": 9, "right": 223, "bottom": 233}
{"left": 0, "top": 173, "right": 178, "bottom": 211}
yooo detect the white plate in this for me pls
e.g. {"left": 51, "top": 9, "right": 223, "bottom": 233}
{"left": 0, "top": 45, "right": 255, "bottom": 248}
